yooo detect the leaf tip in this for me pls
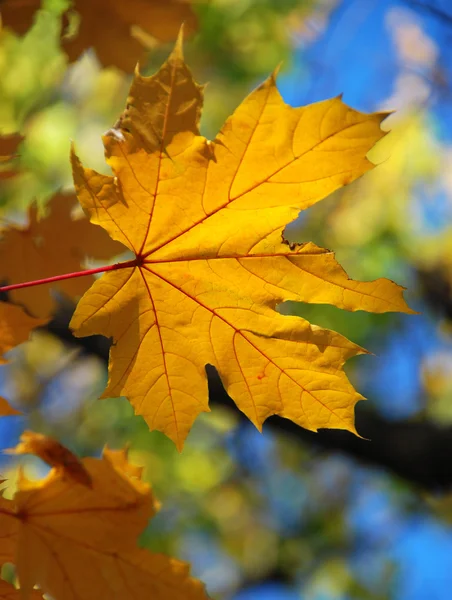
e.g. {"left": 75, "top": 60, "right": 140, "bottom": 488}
{"left": 133, "top": 62, "right": 141, "bottom": 78}
{"left": 272, "top": 62, "right": 282, "bottom": 79}
{"left": 251, "top": 416, "right": 264, "bottom": 434}
{"left": 69, "top": 141, "right": 80, "bottom": 167}
{"left": 358, "top": 345, "right": 372, "bottom": 357}
{"left": 377, "top": 109, "right": 395, "bottom": 122}
{"left": 170, "top": 24, "right": 185, "bottom": 62}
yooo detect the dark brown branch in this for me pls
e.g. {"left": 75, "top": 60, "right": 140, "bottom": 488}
{"left": 404, "top": 0, "right": 452, "bottom": 25}
{"left": 207, "top": 365, "right": 452, "bottom": 491}
{"left": 44, "top": 301, "right": 452, "bottom": 493}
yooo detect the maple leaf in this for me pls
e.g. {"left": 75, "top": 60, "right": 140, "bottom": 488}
{"left": 0, "top": 194, "right": 124, "bottom": 319}
{"left": 0, "top": 134, "right": 23, "bottom": 181}
{"left": 0, "top": 302, "right": 45, "bottom": 417}
{"left": 0, "top": 134, "right": 23, "bottom": 162}
{"left": 0, "top": 495, "right": 17, "bottom": 566}
{"left": 70, "top": 40, "right": 414, "bottom": 450}
{"left": 0, "top": 433, "right": 207, "bottom": 600}
{"left": 0, "top": 302, "right": 44, "bottom": 364}
{"left": 0, "top": 398, "right": 20, "bottom": 417}
{"left": 0, "top": 0, "right": 197, "bottom": 71}
{"left": 5, "top": 431, "right": 93, "bottom": 487}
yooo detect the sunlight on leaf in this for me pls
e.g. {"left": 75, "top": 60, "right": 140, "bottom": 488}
{"left": 70, "top": 38, "right": 413, "bottom": 449}
{"left": 0, "top": 434, "right": 207, "bottom": 599}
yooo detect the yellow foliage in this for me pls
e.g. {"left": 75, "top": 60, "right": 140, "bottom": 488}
{"left": 5, "top": 431, "right": 93, "bottom": 487}
{"left": 70, "top": 39, "right": 413, "bottom": 449}
{"left": 1, "top": 0, "right": 197, "bottom": 71}
{"left": 0, "top": 433, "right": 207, "bottom": 600}
{"left": 0, "top": 194, "right": 124, "bottom": 318}
{"left": 0, "top": 302, "right": 43, "bottom": 365}
{"left": 0, "top": 302, "right": 45, "bottom": 416}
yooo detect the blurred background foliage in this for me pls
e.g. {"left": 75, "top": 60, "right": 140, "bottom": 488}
{"left": 2, "top": 0, "right": 452, "bottom": 598}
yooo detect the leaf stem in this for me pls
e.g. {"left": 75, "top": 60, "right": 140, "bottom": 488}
{"left": 0, "top": 259, "right": 138, "bottom": 293}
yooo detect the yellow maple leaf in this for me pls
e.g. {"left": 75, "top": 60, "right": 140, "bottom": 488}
{"left": 0, "top": 302, "right": 45, "bottom": 417}
{"left": 0, "top": 0, "right": 197, "bottom": 71}
{"left": 0, "top": 194, "right": 124, "bottom": 319}
{"left": 70, "top": 40, "right": 414, "bottom": 450}
{"left": 0, "top": 433, "right": 206, "bottom": 600}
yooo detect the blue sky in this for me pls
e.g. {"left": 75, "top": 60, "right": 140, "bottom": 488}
{"left": 275, "top": 1, "right": 452, "bottom": 598}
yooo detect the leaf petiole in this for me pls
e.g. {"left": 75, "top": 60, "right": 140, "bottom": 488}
{"left": 0, "top": 258, "right": 138, "bottom": 293}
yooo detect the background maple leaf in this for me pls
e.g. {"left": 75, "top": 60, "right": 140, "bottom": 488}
{"left": 0, "top": 302, "right": 44, "bottom": 364}
{"left": 0, "top": 398, "right": 19, "bottom": 416}
{"left": 0, "top": 433, "right": 207, "bottom": 600}
{"left": 0, "top": 495, "right": 17, "bottom": 567}
{"left": 0, "top": 134, "right": 23, "bottom": 180}
{"left": 5, "top": 430, "right": 93, "bottom": 486}
{"left": 0, "top": 302, "right": 45, "bottom": 416}
{"left": 0, "top": 580, "right": 44, "bottom": 600}
{"left": 0, "top": 0, "right": 197, "bottom": 70}
{"left": 0, "top": 194, "right": 124, "bottom": 319}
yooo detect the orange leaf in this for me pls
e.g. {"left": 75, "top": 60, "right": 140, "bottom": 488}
{"left": 70, "top": 40, "right": 414, "bottom": 449}
{"left": 0, "top": 1, "right": 38, "bottom": 35}
{"left": 0, "top": 193, "right": 125, "bottom": 319}
{"left": 102, "top": 446, "right": 145, "bottom": 480}
{"left": 0, "top": 495, "right": 18, "bottom": 566}
{"left": 0, "top": 434, "right": 207, "bottom": 600}
{"left": 0, "top": 398, "right": 20, "bottom": 417}
{"left": 0, "top": 134, "right": 23, "bottom": 181}
{"left": 1, "top": 0, "right": 197, "bottom": 71}
{"left": 0, "top": 301, "right": 45, "bottom": 417}
{"left": 0, "top": 580, "right": 44, "bottom": 599}
{"left": 76, "top": 547, "right": 208, "bottom": 600}
{"left": 5, "top": 431, "right": 92, "bottom": 487}
{"left": 0, "top": 134, "right": 23, "bottom": 161}
{"left": 0, "top": 302, "right": 44, "bottom": 364}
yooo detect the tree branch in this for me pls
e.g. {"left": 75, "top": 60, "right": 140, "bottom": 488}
{"left": 404, "top": 0, "right": 452, "bottom": 26}
{"left": 45, "top": 302, "right": 452, "bottom": 492}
